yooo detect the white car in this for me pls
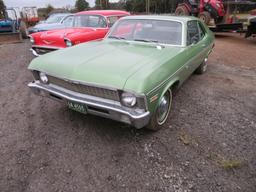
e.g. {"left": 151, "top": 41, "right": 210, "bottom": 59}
{"left": 28, "top": 13, "right": 74, "bottom": 34}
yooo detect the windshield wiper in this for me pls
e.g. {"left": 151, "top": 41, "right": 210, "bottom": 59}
{"left": 134, "top": 39, "right": 159, "bottom": 43}
{"left": 134, "top": 38, "right": 165, "bottom": 49}
{"left": 108, "top": 36, "right": 127, "bottom": 40}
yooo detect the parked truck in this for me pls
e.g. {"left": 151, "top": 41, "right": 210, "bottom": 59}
{"left": 175, "top": 0, "right": 225, "bottom": 24}
{"left": 21, "top": 7, "right": 39, "bottom": 26}
{"left": 0, "top": 7, "right": 38, "bottom": 44}
{"left": 175, "top": 0, "right": 256, "bottom": 38}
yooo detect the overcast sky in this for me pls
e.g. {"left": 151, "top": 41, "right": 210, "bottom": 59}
{"left": 4, "top": 0, "right": 97, "bottom": 8}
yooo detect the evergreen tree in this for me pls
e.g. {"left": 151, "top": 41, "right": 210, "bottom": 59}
{"left": 95, "top": 0, "right": 109, "bottom": 9}
{"left": 75, "top": 0, "right": 89, "bottom": 12}
{"left": 46, "top": 4, "right": 54, "bottom": 15}
{"left": 0, "top": 0, "right": 6, "bottom": 18}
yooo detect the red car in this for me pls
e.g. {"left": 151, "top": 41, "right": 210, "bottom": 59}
{"left": 29, "top": 10, "right": 130, "bottom": 56}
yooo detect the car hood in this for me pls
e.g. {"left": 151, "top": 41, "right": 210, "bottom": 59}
{"left": 29, "top": 40, "right": 182, "bottom": 90}
{"left": 34, "top": 27, "right": 98, "bottom": 47}
{"left": 39, "top": 27, "right": 96, "bottom": 39}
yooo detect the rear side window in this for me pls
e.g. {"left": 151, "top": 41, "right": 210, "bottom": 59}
{"left": 198, "top": 21, "right": 206, "bottom": 40}
{"left": 108, "top": 16, "right": 119, "bottom": 27}
{"left": 187, "top": 20, "right": 199, "bottom": 45}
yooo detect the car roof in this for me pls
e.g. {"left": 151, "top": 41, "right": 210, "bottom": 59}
{"left": 121, "top": 15, "right": 199, "bottom": 23}
{"left": 50, "top": 13, "right": 71, "bottom": 16}
{"left": 48, "top": 13, "right": 72, "bottom": 17}
{"left": 75, "top": 10, "right": 130, "bottom": 16}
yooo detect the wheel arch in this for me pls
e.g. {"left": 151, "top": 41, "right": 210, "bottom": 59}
{"left": 152, "top": 78, "right": 180, "bottom": 113}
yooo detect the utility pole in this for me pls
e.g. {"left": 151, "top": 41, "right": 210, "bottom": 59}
{"left": 106, "top": 0, "right": 108, "bottom": 9}
{"left": 100, "top": 0, "right": 102, "bottom": 9}
{"left": 146, "top": 0, "right": 150, "bottom": 14}
{"left": 171, "top": 0, "right": 175, "bottom": 13}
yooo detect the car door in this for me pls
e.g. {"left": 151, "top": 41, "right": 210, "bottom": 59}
{"left": 96, "top": 16, "right": 110, "bottom": 38}
{"left": 185, "top": 20, "right": 208, "bottom": 74}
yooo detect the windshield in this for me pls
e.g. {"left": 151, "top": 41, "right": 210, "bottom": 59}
{"left": 6, "top": 10, "right": 17, "bottom": 20}
{"left": 73, "top": 15, "right": 107, "bottom": 28}
{"left": 108, "top": 19, "right": 183, "bottom": 45}
{"left": 46, "top": 15, "right": 66, "bottom": 24}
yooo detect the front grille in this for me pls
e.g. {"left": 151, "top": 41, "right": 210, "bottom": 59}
{"left": 34, "top": 47, "right": 55, "bottom": 55}
{"left": 48, "top": 76, "right": 120, "bottom": 101}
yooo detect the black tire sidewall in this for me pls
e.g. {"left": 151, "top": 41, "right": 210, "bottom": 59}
{"left": 199, "top": 11, "right": 211, "bottom": 25}
{"left": 195, "top": 59, "right": 208, "bottom": 74}
{"left": 175, "top": 6, "right": 189, "bottom": 16}
{"left": 20, "top": 21, "right": 28, "bottom": 39}
{"left": 146, "top": 89, "right": 172, "bottom": 131}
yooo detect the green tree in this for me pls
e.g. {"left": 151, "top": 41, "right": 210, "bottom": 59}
{"left": 95, "top": 0, "right": 109, "bottom": 9}
{"left": 115, "top": 0, "right": 256, "bottom": 14}
{"left": 0, "top": 0, "right": 6, "bottom": 18}
{"left": 75, "top": 0, "right": 89, "bottom": 11}
{"left": 124, "top": 0, "right": 145, "bottom": 13}
{"left": 124, "top": 0, "right": 178, "bottom": 13}
{"left": 46, "top": 4, "right": 54, "bottom": 15}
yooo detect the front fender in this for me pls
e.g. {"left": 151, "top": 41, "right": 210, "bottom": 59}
{"left": 147, "top": 77, "right": 180, "bottom": 114}
{"left": 67, "top": 32, "right": 94, "bottom": 46}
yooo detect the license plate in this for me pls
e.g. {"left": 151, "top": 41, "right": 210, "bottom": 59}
{"left": 67, "top": 102, "right": 87, "bottom": 114}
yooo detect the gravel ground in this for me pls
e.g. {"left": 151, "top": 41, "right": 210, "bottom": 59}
{"left": 0, "top": 33, "right": 255, "bottom": 192}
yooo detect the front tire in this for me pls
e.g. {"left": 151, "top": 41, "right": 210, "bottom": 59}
{"left": 20, "top": 21, "right": 29, "bottom": 39}
{"left": 146, "top": 89, "right": 172, "bottom": 131}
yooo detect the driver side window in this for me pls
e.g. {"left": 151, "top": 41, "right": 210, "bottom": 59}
{"left": 63, "top": 16, "right": 74, "bottom": 27}
{"left": 187, "top": 20, "right": 199, "bottom": 45}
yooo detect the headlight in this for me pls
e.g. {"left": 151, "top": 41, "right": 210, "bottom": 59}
{"left": 65, "top": 40, "right": 72, "bottom": 47}
{"left": 121, "top": 92, "right": 137, "bottom": 107}
{"left": 30, "top": 36, "right": 35, "bottom": 44}
{"left": 39, "top": 72, "right": 48, "bottom": 84}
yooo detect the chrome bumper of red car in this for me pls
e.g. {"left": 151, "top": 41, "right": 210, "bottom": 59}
{"left": 28, "top": 81, "right": 150, "bottom": 129}
{"left": 30, "top": 48, "right": 40, "bottom": 57}
{"left": 30, "top": 45, "right": 60, "bottom": 57}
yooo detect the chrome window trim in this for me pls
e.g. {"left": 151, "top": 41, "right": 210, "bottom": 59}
{"left": 72, "top": 14, "right": 108, "bottom": 29}
{"left": 105, "top": 18, "right": 185, "bottom": 47}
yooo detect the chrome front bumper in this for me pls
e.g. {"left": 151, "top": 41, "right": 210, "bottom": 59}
{"left": 28, "top": 81, "right": 150, "bottom": 129}
{"left": 30, "top": 45, "right": 60, "bottom": 57}
{"left": 30, "top": 48, "right": 40, "bottom": 57}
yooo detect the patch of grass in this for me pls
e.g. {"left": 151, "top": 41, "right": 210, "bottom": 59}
{"left": 220, "top": 160, "right": 242, "bottom": 170}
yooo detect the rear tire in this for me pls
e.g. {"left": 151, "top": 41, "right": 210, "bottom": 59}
{"left": 175, "top": 5, "right": 189, "bottom": 16}
{"left": 199, "top": 11, "right": 211, "bottom": 25}
{"left": 20, "top": 21, "right": 29, "bottom": 39}
{"left": 195, "top": 58, "right": 208, "bottom": 75}
{"left": 146, "top": 89, "right": 172, "bottom": 131}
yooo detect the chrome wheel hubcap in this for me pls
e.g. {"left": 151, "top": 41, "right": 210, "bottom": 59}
{"left": 157, "top": 91, "right": 171, "bottom": 125}
{"left": 203, "top": 63, "right": 208, "bottom": 72}
{"left": 202, "top": 58, "right": 208, "bottom": 72}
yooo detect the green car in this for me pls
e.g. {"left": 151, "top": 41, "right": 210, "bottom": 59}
{"left": 28, "top": 15, "right": 214, "bottom": 131}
